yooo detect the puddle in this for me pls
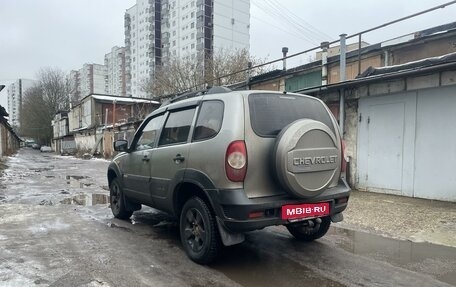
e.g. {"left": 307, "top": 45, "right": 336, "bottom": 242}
{"left": 66, "top": 175, "right": 92, "bottom": 188}
{"left": 329, "top": 227, "right": 456, "bottom": 285}
{"left": 212, "top": 239, "right": 344, "bottom": 287}
{"left": 60, "top": 193, "right": 109, "bottom": 206}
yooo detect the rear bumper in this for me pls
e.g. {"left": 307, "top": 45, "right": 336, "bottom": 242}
{"left": 207, "top": 179, "right": 351, "bottom": 232}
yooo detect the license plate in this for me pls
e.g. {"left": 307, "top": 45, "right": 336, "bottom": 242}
{"left": 281, "top": 202, "right": 330, "bottom": 220}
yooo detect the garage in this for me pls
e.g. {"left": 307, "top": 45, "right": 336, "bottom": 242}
{"left": 357, "top": 85, "right": 456, "bottom": 201}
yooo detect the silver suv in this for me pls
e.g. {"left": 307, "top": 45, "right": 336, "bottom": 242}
{"left": 107, "top": 88, "right": 350, "bottom": 264}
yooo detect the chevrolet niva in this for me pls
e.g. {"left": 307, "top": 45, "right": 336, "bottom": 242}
{"left": 107, "top": 87, "right": 350, "bottom": 264}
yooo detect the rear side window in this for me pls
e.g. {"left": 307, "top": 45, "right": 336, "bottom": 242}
{"left": 159, "top": 108, "right": 195, "bottom": 146}
{"left": 248, "top": 93, "right": 335, "bottom": 137}
{"left": 193, "top": 101, "right": 224, "bottom": 141}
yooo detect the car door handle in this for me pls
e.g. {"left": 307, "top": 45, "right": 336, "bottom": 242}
{"left": 142, "top": 156, "right": 150, "bottom": 162}
{"left": 173, "top": 154, "right": 185, "bottom": 163}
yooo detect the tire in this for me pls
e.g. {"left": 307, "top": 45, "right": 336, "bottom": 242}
{"left": 109, "top": 178, "right": 133, "bottom": 220}
{"left": 179, "top": 197, "right": 221, "bottom": 264}
{"left": 286, "top": 216, "right": 331, "bottom": 242}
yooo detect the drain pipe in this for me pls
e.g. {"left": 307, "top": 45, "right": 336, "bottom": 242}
{"left": 384, "top": 50, "right": 389, "bottom": 66}
{"left": 339, "top": 34, "right": 347, "bottom": 136}
{"left": 320, "top": 42, "right": 329, "bottom": 85}
{"left": 282, "top": 47, "right": 289, "bottom": 70}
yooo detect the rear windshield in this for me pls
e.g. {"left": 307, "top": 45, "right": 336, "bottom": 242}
{"left": 248, "top": 93, "right": 335, "bottom": 137}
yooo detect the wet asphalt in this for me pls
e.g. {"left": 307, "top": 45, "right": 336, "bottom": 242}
{"left": 0, "top": 149, "right": 455, "bottom": 287}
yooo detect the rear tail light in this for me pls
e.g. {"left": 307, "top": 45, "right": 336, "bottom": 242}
{"left": 225, "top": 140, "right": 247, "bottom": 182}
{"left": 341, "top": 139, "right": 347, "bottom": 173}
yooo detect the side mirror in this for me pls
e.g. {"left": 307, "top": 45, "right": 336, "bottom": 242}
{"left": 113, "top": 139, "right": 129, "bottom": 152}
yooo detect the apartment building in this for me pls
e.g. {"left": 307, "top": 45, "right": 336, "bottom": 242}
{"left": 69, "top": 64, "right": 108, "bottom": 102}
{"left": 7, "top": 79, "right": 36, "bottom": 129}
{"left": 125, "top": 0, "right": 250, "bottom": 98}
{"left": 105, "top": 46, "right": 127, "bottom": 97}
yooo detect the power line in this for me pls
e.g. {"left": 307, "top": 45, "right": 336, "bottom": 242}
{"left": 252, "top": 0, "right": 333, "bottom": 45}
{"left": 251, "top": 15, "right": 315, "bottom": 43}
{"left": 251, "top": 1, "right": 321, "bottom": 45}
{"left": 267, "top": 0, "right": 334, "bottom": 41}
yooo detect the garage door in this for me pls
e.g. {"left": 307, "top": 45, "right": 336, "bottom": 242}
{"left": 357, "top": 86, "right": 456, "bottom": 201}
{"left": 357, "top": 92, "right": 416, "bottom": 197}
{"left": 366, "top": 102, "right": 404, "bottom": 191}
{"left": 414, "top": 86, "right": 456, "bottom": 201}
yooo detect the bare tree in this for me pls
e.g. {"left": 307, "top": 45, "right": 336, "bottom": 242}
{"left": 20, "top": 67, "right": 70, "bottom": 144}
{"left": 143, "top": 48, "right": 270, "bottom": 100}
{"left": 37, "top": 67, "right": 70, "bottom": 111}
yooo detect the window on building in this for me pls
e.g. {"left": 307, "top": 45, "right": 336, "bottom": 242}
{"left": 191, "top": 22, "right": 194, "bottom": 28}
{"left": 191, "top": 12, "right": 194, "bottom": 18}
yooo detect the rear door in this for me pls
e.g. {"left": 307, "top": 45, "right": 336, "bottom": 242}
{"left": 244, "top": 93, "right": 339, "bottom": 198}
{"left": 149, "top": 106, "right": 197, "bottom": 210}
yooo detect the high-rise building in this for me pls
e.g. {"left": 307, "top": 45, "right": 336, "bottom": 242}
{"left": 69, "top": 64, "right": 108, "bottom": 102}
{"left": 105, "top": 46, "right": 127, "bottom": 97}
{"left": 125, "top": 0, "right": 160, "bottom": 98}
{"left": 69, "top": 70, "right": 81, "bottom": 104}
{"left": 7, "top": 79, "right": 36, "bottom": 129}
{"left": 125, "top": 0, "right": 250, "bottom": 98}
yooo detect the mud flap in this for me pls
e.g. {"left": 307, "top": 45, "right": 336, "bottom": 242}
{"left": 216, "top": 217, "right": 245, "bottom": 246}
{"left": 331, "top": 212, "right": 344, "bottom": 223}
{"left": 123, "top": 194, "right": 141, "bottom": 212}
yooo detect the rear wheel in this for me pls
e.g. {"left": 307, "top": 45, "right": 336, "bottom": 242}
{"left": 286, "top": 216, "right": 331, "bottom": 241}
{"left": 109, "top": 178, "right": 133, "bottom": 220}
{"left": 179, "top": 197, "right": 221, "bottom": 264}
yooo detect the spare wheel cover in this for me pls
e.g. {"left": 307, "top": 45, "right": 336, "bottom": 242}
{"left": 274, "top": 119, "right": 340, "bottom": 198}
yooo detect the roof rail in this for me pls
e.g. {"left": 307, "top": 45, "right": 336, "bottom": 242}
{"left": 160, "top": 86, "right": 232, "bottom": 106}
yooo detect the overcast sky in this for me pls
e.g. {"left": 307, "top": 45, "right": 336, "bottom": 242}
{"left": 1, "top": 0, "right": 456, "bottom": 110}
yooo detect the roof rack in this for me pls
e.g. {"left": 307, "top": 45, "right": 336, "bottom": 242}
{"left": 161, "top": 86, "right": 232, "bottom": 106}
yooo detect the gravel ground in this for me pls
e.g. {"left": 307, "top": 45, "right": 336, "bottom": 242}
{"left": 336, "top": 190, "right": 456, "bottom": 247}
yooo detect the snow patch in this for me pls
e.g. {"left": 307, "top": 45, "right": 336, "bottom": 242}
{"left": 28, "top": 219, "right": 70, "bottom": 235}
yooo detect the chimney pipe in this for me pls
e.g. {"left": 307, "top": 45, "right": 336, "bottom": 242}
{"left": 339, "top": 34, "right": 347, "bottom": 82}
{"left": 320, "top": 42, "right": 330, "bottom": 85}
{"left": 282, "top": 47, "right": 289, "bottom": 70}
{"left": 246, "top": 61, "right": 252, "bottom": 90}
{"left": 339, "top": 34, "right": 348, "bottom": 137}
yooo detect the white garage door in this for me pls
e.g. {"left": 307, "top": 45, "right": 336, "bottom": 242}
{"left": 414, "top": 86, "right": 456, "bottom": 201}
{"left": 366, "top": 102, "right": 405, "bottom": 191}
{"left": 357, "top": 86, "right": 456, "bottom": 201}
